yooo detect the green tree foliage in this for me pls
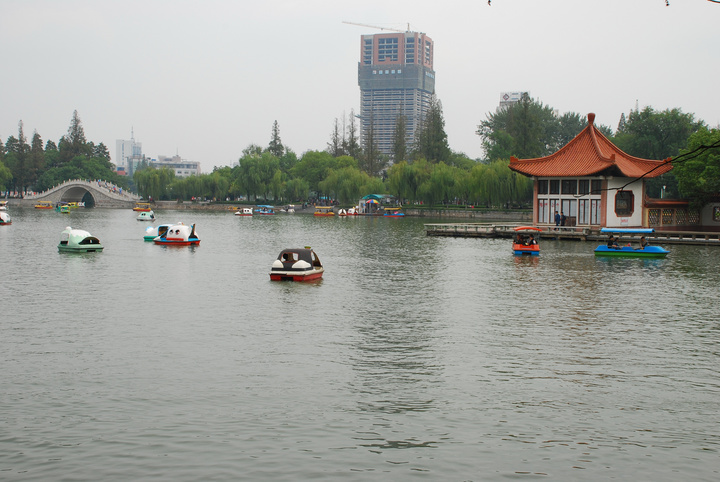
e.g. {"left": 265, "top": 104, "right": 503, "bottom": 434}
{"left": 133, "top": 166, "right": 175, "bottom": 200}
{"left": 268, "top": 120, "right": 285, "bottom": 157}
{"left": 5, "top": 121, "right": 30, "bottom": 191}
{"left": 360, "top": 112, "right": 387, "bottom": 177}
{"left": 477, "top": 94, "right": 612, "bottom": 163}
{"left": 290, "top": 150, "right": 336, "bottom": 194}
{"left": 413, "top": 94, "right": 451, "bottom": 163}
{"left": 672, "top": 128, "right": 720, "bottom": 210}
{"left": 327, "top": 118, "right": 344, "bottom": 157}
{"left": 392, "top": 114, "right": 407, "bottom": 163}
{"left": 343, "top": 109, "right": 361, "bottom": 160}
{"left": 319, "top": 166, "right": 378, "bottom": 204}
{"left": 612, "top": 106, "right": 706, "bottom": 198}
{"left": 0, "top": 160, "right": 12, "bottom": 191}
{"left": 387, "top": 157, "right": 531, "bottom": 208}
{"left": 59, "top": 110, "right": 91, "bottom": 163}
{"left": 29, "top": 131, "right": 45, "bottom": 187}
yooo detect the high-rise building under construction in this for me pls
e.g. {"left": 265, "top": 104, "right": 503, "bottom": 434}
{"left": 357, "top": 31, "right": 435, "bottom": 160}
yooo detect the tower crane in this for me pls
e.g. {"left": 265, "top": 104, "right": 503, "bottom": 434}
{"left": 342, "top": 21, "right": 412, "bottom": 33}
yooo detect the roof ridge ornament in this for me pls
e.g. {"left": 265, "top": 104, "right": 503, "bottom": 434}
{"left": 588, "top": 113, "right": 595, "bottom": 125}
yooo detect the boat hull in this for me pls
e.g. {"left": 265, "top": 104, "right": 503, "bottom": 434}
{"left": 153, "top": 239, "right": 200, "bottom": 246}
{"left": 594, "top": 246, "right": 669, "bottom": 258}
{"left": 58, "top": 245, "right": 103, "bottom": 253}
{"left": 512, "top": 243, "right": 539, "bottom": 256}
{"left": 269, "top": 268, "right": 324, "bottom": 282}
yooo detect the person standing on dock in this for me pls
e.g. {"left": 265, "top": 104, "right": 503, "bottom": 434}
{"left": 554, "top": 211, "right": 560, "bottom": 230}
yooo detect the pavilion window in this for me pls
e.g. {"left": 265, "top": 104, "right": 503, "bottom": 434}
{"left": 561, "top": 180, "right": 577, "bottom": 195}
{"left": 578, "top": 180, "right": 590, "bottom": 195}
{"left": 549, "top": 180, "right": 560, "bottom": 195}
{"left": 537, "top": 180, "right": 548, "bottom": 195}
{"left": 615, "top": 190, "right": 634, "bottom": 217}
{"left": 591, "top": 180, "right": 602, "bottom": 195}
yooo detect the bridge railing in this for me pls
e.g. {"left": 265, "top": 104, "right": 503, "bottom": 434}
{"left": 24, "top": 179, "right": 141, "bottom": 201}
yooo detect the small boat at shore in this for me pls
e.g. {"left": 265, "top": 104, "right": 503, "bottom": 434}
{"left": 512, "top": 226, "right": 541, "bottom": 256}
{"left": 133, "top": 202, "right": 152, "bottom": 212}
{"left": 383, "top": 207, "right": 404, "bottom": 217}
{"left": 594, "top": 228, "right": 669, "bottom": 258}
{"left": 255, "top": 205, "right": 276, "bottom": 215}
{"left": 153, "top": 223, "right": 200, "bottom": 246}
{"left": 314, "top": 206, "right": 334, "bottom": 217}
{"left": 270, "top": 247, "right": 324, "bottom": 281}
{"left": 137, "top": 210, "right": 156, "bottom": 221}
{"left": 58, "top": 226, "right": 103, "bottom": 252}
{"left": 235, "top": 207, "right": 253, "bottom": 216}
{"left": 0, "top": 211, "right": 11, "bottom": 225}
{"left": 0, "top": 201, "right": 8, "bottom": 210}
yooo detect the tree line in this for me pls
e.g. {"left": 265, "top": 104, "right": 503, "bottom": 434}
{"left": 2, "top": 96, "right": 717, "bottom": 210}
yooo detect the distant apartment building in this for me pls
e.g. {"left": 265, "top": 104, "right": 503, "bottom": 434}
{"left": 115, "top": 132, "right": 143, "bottom": 177}
{"left": 357, "top": 30, "right": 435, "bottom": 159}
{"left": 152, "top": 155, "right": 201, "bottom": 178}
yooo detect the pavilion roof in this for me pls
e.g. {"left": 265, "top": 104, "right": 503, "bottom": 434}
{"left": 508, "top": 113, "right": 673, "bottom": 179}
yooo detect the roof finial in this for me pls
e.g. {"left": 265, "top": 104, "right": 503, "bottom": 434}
{"left": 588, "top": 113, "right": 596, "bottom": 125}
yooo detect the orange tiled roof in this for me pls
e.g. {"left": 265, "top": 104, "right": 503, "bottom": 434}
{"left": 508, "top": 113, "right": 673, "bottom": 178}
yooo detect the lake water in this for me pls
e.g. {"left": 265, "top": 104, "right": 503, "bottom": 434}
{"left": 2, "top": 207, "right": 719, "bottom": 481}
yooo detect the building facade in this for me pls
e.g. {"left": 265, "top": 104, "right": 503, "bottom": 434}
{"left": 153, "top": 155, "right": 201, "bottom": 178}
{"left": 357, "top": 31, "right": 435, "bottom": 159}
{"left": 509, "top": 113, "right": 678, "bottom": 229}
{"left": 115, "top": 132, "right": 143, "bottom": 177}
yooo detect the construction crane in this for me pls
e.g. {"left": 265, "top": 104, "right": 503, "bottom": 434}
{"left": 342, "top": 21, "right": 412, "bottom": 33}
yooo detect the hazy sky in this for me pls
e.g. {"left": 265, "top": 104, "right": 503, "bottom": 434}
{"left": 2, "top": 0, "right": 718, "bottom": 173}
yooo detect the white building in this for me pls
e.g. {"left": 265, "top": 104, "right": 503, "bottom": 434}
{"left": 115, "top": 130, "right": 142, "bottom": 172}
{"left": 153, "top": 155, "right": 202, "bottom": 178}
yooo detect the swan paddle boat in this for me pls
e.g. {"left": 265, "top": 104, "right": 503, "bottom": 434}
{"left": 0, "top": 211, "right": 11, "bottom": 225}
{"left": 58, "top": 226, "right": 103, "bottom": 252}
{"left": 137, "top": 210, "right": 156, "bottom": 221}
{"left": 153, "top": 223, "right": 200, "bottom": 246}
{"left": 235, "top": 207, "right": 253, "bottom": 216}
{"left": 594, "top": 228, "right": 669, "bottom": 258}
{"left": 512, "top": 226, "right": 541, "bottom": 255}
{"left": 143, "top": 223, "right": 174, "bottom": 241}
{"left": 269, "top": 247, "right": 324, "bottom": 281}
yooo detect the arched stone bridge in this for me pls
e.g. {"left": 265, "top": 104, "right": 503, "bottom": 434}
{"left": 24, "top": 179, "right": 141, "bottom": 208}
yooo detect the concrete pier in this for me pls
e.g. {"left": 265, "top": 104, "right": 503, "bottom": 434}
{"left": 424, "top": 223, "right": 720, "bottom": 246}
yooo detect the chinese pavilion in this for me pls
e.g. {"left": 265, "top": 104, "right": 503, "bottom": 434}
{"left": 508, "top": 113, "right": 674, "bottom": 228}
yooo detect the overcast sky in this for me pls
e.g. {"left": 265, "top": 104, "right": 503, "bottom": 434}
{"left": 2, "top": 0, "right": 718, "bottom": 173}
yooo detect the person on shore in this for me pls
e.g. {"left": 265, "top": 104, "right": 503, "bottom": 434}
{"left": 560, "top": 211, "right": 566, "bottom": 227}
{"left": 554, "top": 211, "right": 560, "bottom": 230}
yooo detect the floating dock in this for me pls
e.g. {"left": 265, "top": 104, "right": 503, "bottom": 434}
{"left": 424, "top": 224, "right": 720, "bottom": 246}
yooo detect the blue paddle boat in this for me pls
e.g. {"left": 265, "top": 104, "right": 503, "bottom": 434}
{"left": 594, "top": 228, "right": 669, "bottom": 258}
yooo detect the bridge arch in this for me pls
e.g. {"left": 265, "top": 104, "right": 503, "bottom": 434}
{"left": 60, "top": 186, "right": 97, "bottom": 207}
{"left": 25, "top": 179, "right": 141, "bottom": 208}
